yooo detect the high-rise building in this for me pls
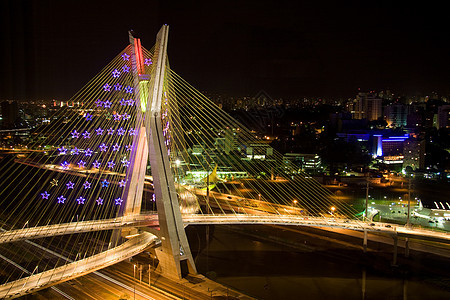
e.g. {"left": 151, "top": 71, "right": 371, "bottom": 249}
{"left": 384, "top": 103, "right": 408, "bottom": 127}
{"left": 350, "top": 92, "right": 382, "bottom": 121}
{"left": 436, "top": 105, "right": 450, "bottom": 129}
{"left": 403, "top": 139, "right": 425, "bottom": 170}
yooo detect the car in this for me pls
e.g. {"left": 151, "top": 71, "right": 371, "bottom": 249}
{"left": 385, "top": 224, "right": 391, "bottom": 228}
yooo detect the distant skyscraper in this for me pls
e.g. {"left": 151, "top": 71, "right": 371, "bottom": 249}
{"left": 384, "top": 103, "right": 408, "bottom": 127}
{"left": 350, "top": 92, "right": 382, "bottom": 121}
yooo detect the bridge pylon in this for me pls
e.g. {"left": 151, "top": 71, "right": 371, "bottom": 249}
{"left": 122, "top": 25, "right": 197, "bottom": 279}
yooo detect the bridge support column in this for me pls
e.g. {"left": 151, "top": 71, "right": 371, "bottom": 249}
{"left": 145, "top": 25, "right": 196, "bottom": 279}
{"left": 363, "top": 230, "right": 368, "bottom": 253}
{"left": 392, "top": 234, "right": 398, "bottom": 266}
{"left": 404, "top": 237, "right": 410, "bottom": 258}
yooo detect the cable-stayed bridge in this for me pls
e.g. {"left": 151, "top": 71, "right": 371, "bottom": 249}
{"left": 0, "top": 25, "right": 448, "bottom": 299}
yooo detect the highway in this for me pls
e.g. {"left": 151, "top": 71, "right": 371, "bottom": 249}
{"left": 0, "top": 232, "right": 158, "bottom": 299}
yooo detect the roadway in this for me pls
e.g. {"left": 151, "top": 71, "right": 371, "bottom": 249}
{"left": 2, "top": 213, "right": 450, "bottom": 247}
{"left": 0, "top": 232, "right": 158, "bottom": 299}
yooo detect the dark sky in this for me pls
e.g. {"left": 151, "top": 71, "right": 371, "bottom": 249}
{"left": 1, "top": 0, "right": 450, "bottom": 100}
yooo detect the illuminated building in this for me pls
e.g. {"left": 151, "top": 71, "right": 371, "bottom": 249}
{"left": 403, "top": 139, "right": 425, "bottom": 170}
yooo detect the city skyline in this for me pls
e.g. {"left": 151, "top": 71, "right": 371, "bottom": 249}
{"left": 1, "top": 0, "right": 450, "bottom": 101}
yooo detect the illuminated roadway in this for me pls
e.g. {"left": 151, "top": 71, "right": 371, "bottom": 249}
{"left": 0, "top": 232, "right": 158, "bottom": 299}
{"left": 1, "top": 214, "right": 449, "bottom": 246}
{"left": 0, "top": 214, "right": 449, "bottom": 298}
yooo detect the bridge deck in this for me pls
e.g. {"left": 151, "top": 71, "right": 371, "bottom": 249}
{"left": 0, "top": 232, "right": 157, "bottom": 299}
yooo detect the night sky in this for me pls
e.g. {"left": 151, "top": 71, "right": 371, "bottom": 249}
{"left": 1, "top": 0, "right": 450, "bottom": 100}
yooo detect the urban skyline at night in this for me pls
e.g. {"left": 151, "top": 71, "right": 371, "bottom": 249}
{"left": 1, "top": 2, "right": 450, "bottom": 300}
{"left": 2, "top": 1, "right": 450, "bottom": 101}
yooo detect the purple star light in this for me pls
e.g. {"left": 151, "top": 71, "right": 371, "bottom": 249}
{"left": 41, "top": 191, "right": 50, "bottom": 199}
{"left": 71, "top": 130, "right": 80, "bottom": 139}
{"left": 103, "top": 83, "right": 111, "bottom": 92}
{"left": 114, "top": 197, "right": 123, "bottom": 205}
{"left": 144, "top": 58, "right": 152, "bottom": 65}
{"left": 92, "top": 160, "right": 101, "bottom": 168}
{"left": 57, "top": 196, "right": 66, "bottom": 204}
{"left": 112, "top": 69, "right": 120, "bottom": 78}
{"left": 85, "top": 148, "right": 93, "bottom": 156}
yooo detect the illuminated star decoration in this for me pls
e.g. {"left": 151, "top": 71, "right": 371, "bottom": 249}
{"left": 113, "top": 114, "right": 121, "bottom": 121}
{"left": 103, "top": 83, "right": 111, "bottom": 92}
{"left": 103, "top": 100, "right": 112, "bottom": 108}
{"left": 107, "top": 128, "right": 115, "bottom": 135}
{"left": 114, "top": 83, "right": 122, "bottom": 91}
{"left": 107, "top": 161, "right": 115, "bottom": 169}
{"left": 114, "top": 197, "right": 123, "bottom": 205}
{"left": 122, "top": 113, "right": 130, "bottom": 120}
{"left": 101, "top": 179, "right": 109, "bottom": 188}
{"left": 117, "top": 127, "right": 125, "bottom": 136}
{"left": 57, "top": 196, "right": 66, "bottom": 204}
{"left": 92, "top": 160, "right": 101, "bottom": 168}
{"left": 76, "top": 197, "right": 86, "bottom": 205}
{"left": 41, "top": 191, "right": 50, "bottom": 199}
{"left": 50, "top": 179, "right": 59, "bottom": 187}
{"left": 66, "top": 181, "right": 75, "bottom": 189}
{"left": 152, "top": 194, "right": 156, "bottom": 202}
{"left": 122, "top": 53, "right": 130, "bottom": 61}
{"left": 71, "top": 147, "right": 79, "bottom": 155}
{"left": 124, "top": 86, "right": 133, "bottom": 94}
{"left": 58, "top": 146, "right": 67, "bottom": 155}
{"left": 96, "top": 127, "right": 104, "bottom": 135}
{"left": 112, "top": 69, "right": 120, "bottom": 78}
{"left": 112, "top": 144, "right": 120, "bottom": 151}
{"left": 127, "top": 99, "right": 134, "bottom": 106}
{"left": 144, "top": 58, "right": 152, "bottom": 65}
{"left": 96, "top": 197, "right": 104, "bottom": 205}
{"left": 85, "top": 148, "right": 93, "bottom": 156}
{"left": 83, "top": 181, "right": 91, "bottom": 189}
{"left": 61, "top": 161, "right": 69, "bottom": 169}
{"left": 119, "top": 98, "right": 127, "bottom": 106}
{"left": 118, "top": 179, "right": 126, "bottom": 187}
{"left": 78, "top": 160, "right": 86, "bottom": 168}
{"left": 125, "top": 145, "right": 132, "bottom": 151}
{"left": 71, "top": 130, "right": 80, "bottom": 139}
{"left": 95, "top": 99, "right": 103, "bottom": 107}
{"left": 85, "top": 113, "right": 93, "bottom": 121}
{"left": 128, "top": 128, "right": 136, "bottom": 136}
{"left": 99, "top": 143, "right": 108, "bottom": 152}
{"left": 122, "top": 65, "right": 130, "bottom": 73}
{"left": 82, "top": 131, "right": 90, "bottom": 139}
{"left": 121, "top": 159, "right": 130, "bottom": 168}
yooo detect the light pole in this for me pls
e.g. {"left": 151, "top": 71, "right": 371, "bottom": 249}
{"left": 363, "top": 179, "right": 369, "bottom": 253}
{"left": 133, "top": 264, "right": 136, "bottom": 300}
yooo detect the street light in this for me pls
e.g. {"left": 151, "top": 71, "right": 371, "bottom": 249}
{"left": 330, "top": 206, "right": 336, "bottom": 215}
{"left": 293, "top": 199, "right": 298, "bottom": 207}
